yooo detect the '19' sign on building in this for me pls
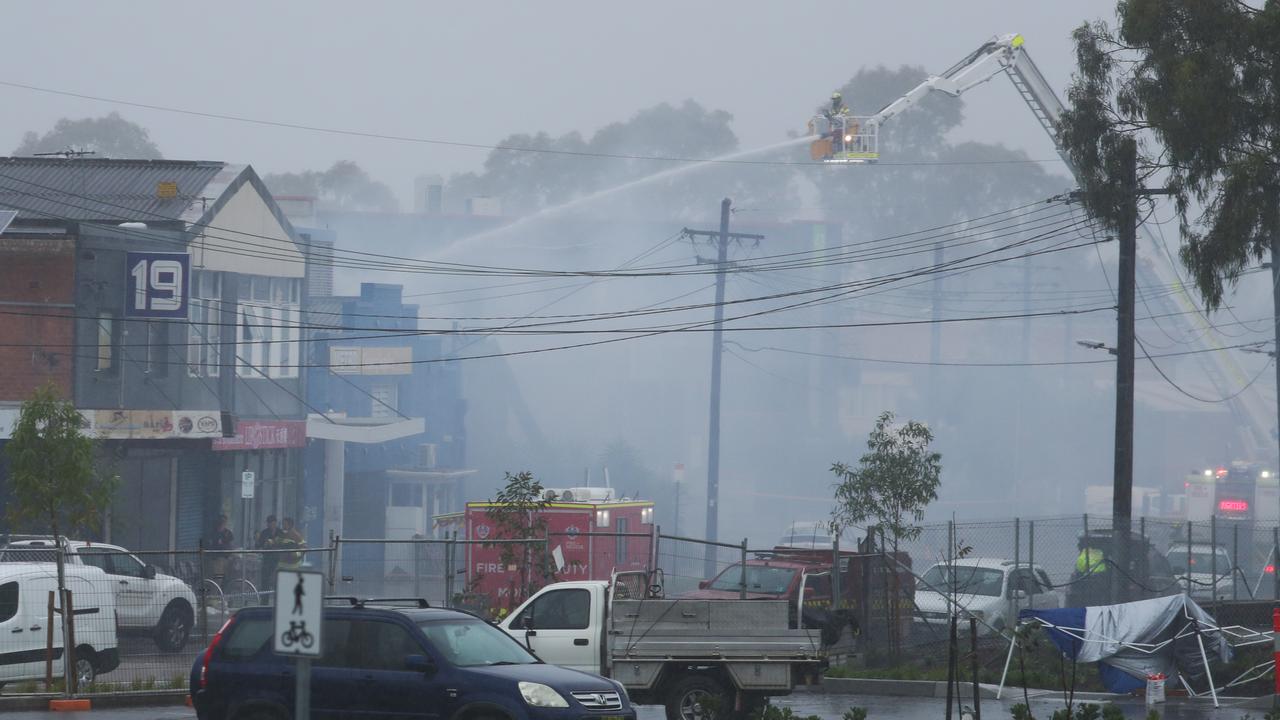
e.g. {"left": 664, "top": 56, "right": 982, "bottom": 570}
{"left": 125, "top": 251, "right": 190, "bottom": 318}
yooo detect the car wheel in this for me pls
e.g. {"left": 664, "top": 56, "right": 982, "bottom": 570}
{"left": 74, "top": 653, "right": 95, "bottom": 689}
{"left": 154, "top": 603, "right": 192, "bottom": 652}
{"left": 664, "top": 675, "right": 731, "bottom": 720}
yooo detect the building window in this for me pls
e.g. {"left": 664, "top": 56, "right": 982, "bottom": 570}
{"left": 188, "top": 271, "right": 221, "bottom": 377}
{"left": 370, "top": 383, "right": 398, "bottom": 418}
{"left": 236, "top": 278, "right": 299, "bottom": 380}
{"left": 96, "top": 313, "right": 115, "bottom": 373}
{"left": 146, "top": 321, "right": 169, "bottom": 378}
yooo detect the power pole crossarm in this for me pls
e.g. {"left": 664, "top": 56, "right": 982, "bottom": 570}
{"left": 683, "top": 200, "right": 765, "bottom": 578}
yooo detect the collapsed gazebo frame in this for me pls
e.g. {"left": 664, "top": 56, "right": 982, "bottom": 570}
{"left": 995, "top": 604, "right": 1275, "bottom": 709}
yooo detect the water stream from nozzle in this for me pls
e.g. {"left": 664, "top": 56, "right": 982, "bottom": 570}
{"left": 428, "top": 134, "right": 813, "bottom": 262}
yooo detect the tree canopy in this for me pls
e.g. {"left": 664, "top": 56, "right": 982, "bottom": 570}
{"left": 15, "top": 112, "right": 162, "bottom": 159}
{"left": 4, "top": 383, "right": 116, "bottom": 540}
{"left": 1057, "top": 1, "right": 1280, "bottom": 310}
{"left": 831, "top": 411, "right": 942, "bottom": 549}
{"left": 447, "top": 99, "right": 795, "bottom": 218}
{"left": 263, "top": 160, "right": 399, "bottom": 213}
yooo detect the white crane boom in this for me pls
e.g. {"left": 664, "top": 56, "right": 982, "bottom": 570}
{"left": 809, "top": 33, "right": 1274, "bottom": 460}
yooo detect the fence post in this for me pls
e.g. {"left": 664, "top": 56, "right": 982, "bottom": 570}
{"left": 1186, "top": 521, "right": 1193, "bottom": 597}
{"left": 328, "top": 531, "right": 339, "bottom": 594}
{"left": 64, "top": 589, "right": 75, "bottom": 697}
{"left": 1274, "top": 526, "right": 1279, "bottom": 600}
{"left": 1210, "top": 515, "right": 1218, "bottom": 612}
{"left": 413, "top": 540, "right": 423, "bottom": 600}
{"left": 1232, "top": 524, "right": 1239, "bottom": 602}
{"left": 444, "top": 532, "right": 455, "bottom": 607}
{"left": 1013, "top": 518, "right": 1021, "bottom": 615}
{"left": 45, "top": 590, "right": 54, "bottom": 689}
{"left": 198, "top": 540, "right": 208, "bottom": 642}
{"left": 739, "top": 538, "right": 747, "bottom": 600}
{"left": 831, "top": 533, "right": 842, "bottom": 612}
{"left": 1028, "top": 520, "right": 1035, "bottom": 578}
{"left": 969, "top": 616, "right": 982, "bottom": 720}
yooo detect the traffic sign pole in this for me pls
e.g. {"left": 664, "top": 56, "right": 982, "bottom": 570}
{"left": 273, "top": 569, "right": 323, "bottom": 719}
{"left": 297, "top": 657, "right": 311, "bottom": 720}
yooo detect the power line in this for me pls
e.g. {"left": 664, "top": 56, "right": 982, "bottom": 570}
{"left": 747, "top": 339, "right": 1277, "bottom": 369}
{"left": 0, "top": 175, "right": 1084, "bottom": 279}
{"left": 0, "top": 79, "right": 1065, "bottom": 168}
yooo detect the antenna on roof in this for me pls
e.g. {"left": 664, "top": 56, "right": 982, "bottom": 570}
{"left": 32, "top": 148, "right": 96, "bottom": 159}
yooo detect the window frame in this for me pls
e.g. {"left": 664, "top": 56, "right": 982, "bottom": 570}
{"left": 511, "top": 588, "right": 592, "bottom": 631}
{"left": 95, "top": 313, "right": 116, "bottom": 374}
{"left": 0, "top": 581, "right": 18, "bottom": 624}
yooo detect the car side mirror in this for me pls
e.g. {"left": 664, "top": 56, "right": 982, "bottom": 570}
{"left": 521, "top": 615, "right": 535, "bottom": 631}
{"left": 144, "top": 565, "right": 157, "bottom": 579}
{"left": 698, "top": 580, "right": 710, "bottom": 590}
{"left": 405, "top": 654, "right": 436, "bottom": 675}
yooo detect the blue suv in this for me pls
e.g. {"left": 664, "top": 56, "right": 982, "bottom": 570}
{"left": 190, "top": 599, "right": 636, "bottom": 720}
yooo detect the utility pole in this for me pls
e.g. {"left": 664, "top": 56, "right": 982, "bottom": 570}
{"left": 1272, "top": 225, "right": 1280, "bottom": 497}
{"left": 1112, "top": 138, "right": 1138, "bottom": 605}
{"left": 1073, "top": 137, "right": 1174, "bottom": 603}
{"left": 1072, "top": 138, "right": 1174, "bottom": 603}
{"left": 683, "top": 199, "right": 764, "bottom": 578}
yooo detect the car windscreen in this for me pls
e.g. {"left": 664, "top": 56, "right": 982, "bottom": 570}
{"left": 709, "top": 565, "right": 797, "bottom": 594}
{"left": 917, "top": 566, "right": 1005, "bottom": 597}
{"left": 1167, "top": 551, "right": 1230, "bottom": 573}
{"left": 417, "top": 618, "right": 538, "bottom": 667}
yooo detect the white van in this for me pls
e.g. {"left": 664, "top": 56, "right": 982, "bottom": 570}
{"left": 0, "top": 564, "right": 120, "bottom": 690}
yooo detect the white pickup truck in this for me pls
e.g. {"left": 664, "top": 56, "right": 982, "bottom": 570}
{"left": 498, "top": 573, "right": 829, "bottom": 720}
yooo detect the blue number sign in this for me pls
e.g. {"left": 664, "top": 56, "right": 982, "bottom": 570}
{"left": 125, "top": 252, "right": 190, "bottom": 318}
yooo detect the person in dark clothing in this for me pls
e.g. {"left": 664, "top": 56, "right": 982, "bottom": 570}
{"left": 256, "top": 515, "right": 280, "bottom": 549}
{"left": 209, "top": 515, "right": 235, "bottom": 551}
{"left": 258, "top": 515, "right": 281, "bottom": 591}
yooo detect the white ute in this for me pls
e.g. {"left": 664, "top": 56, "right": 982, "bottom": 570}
{"left": 499, "top": 573, "right": 830, "bottom": 720}
{"left": 1, "top": 538, "right": 197, "bottom": 652}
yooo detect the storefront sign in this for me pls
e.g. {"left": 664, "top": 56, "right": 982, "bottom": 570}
{"left": 2, "top": 408, "right": 221, "bottom": 440}
{"left": 213, "top": 420, "right": 307, "bottom": 451}
{"left": 329, "top": 346, "right": 412, "bottom": 375}
{"left": 88, "top": 409, "right": 222, "bottom": 439}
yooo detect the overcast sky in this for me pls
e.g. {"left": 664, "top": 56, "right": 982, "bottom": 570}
{"left": 0, "top": 1, "right": 1116, "bottom": 205}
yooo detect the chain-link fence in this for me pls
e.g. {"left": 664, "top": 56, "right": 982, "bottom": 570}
{"left": 867, "top": 514, "right": 1280, "bottom": 661}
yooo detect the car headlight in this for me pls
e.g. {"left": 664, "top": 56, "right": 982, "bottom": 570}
{"left": 519, "top": 682, "right": 569, "bottom": 708}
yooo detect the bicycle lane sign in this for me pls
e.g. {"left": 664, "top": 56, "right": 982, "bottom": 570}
{"left": 273, "top": 569, "right": 323, "bottom": 657}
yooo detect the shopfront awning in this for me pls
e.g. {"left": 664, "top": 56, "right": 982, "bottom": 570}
{"left": 305, "top": 414, "right": 424, "bottom": 444}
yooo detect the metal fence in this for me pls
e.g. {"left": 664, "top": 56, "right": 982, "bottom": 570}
{"left": 0, "top": 544, "right": 330, "bottom": 698}
{"left": 5, "top": 514, "right": 1276, "bottom": 697}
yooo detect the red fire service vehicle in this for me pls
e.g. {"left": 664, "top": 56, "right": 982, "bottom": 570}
{"left": 462, "top": 487, "right": 655, "bottom": 613}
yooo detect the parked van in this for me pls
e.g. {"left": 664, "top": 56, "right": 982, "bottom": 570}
{"left": 0, "top": 564, "right": 120, "bottom": 690}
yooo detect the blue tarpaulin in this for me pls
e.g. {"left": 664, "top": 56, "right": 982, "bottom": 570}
{"left": 1018, "top": 595, "right": 1230, "bottom": 694}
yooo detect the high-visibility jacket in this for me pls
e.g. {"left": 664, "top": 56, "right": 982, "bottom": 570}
{"left": 1076, "top": 547, "right": 1107, "bottom": 575}
{"left": 273, "top": 531, "right": 307, "bottom": 569}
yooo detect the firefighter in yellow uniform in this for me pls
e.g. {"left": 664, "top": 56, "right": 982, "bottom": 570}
{"left": 272, "top": 517, "right": 307, "bottom": 572}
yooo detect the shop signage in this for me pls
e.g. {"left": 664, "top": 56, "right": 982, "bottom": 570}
{"left": 88, "top": 409, "right": 222, "bottom": 439}
{"left": 213, "top": 420, "right": 307, "bottom": 451}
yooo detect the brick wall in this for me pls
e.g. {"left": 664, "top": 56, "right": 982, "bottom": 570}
{"left": 0, "top": 235, "right": 75, "bottom": 401}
